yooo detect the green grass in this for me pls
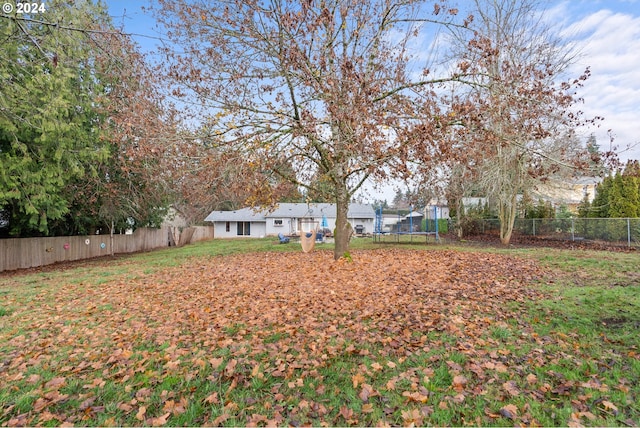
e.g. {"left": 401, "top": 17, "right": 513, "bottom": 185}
{"left": 1, "top": 238, "right": 639, "bottom": 426}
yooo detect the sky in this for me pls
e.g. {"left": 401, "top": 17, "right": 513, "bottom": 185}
{"left": 106, "top": 0, "right": 640, "bottom": 202}
{"left": 548, "top": 0, "right": 640, "bottom": 160}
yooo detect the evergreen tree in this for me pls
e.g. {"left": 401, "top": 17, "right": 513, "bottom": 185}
{"left": 609, "top": 171, "right": 640, "bottom": 217}
{"left": 524, "top": 199, "right": 555, "bottom": 219}
{"left": 589, "top": 161, "right": 640, "bottom": 219}
{"left": 0, "top": 1, "right": 173, "bottom": 236}
{"left": 0, "top": 2, "right": 112, "bottom": 235}
{"left": 590, "top": 176, "right": 612, "bottom": 218}
{"left": 585, "top": 134, "right": 606, "bottom": 175}
{"left": 392, "top": 190, "right": 406, "bottom": 209}
{"left": 577, "top": 194, "right": 592, "bottom": 218}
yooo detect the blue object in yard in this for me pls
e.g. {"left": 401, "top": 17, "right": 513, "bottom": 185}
{"left": 278, "top": 233, "right": 290, "bottom": 244}
{"left": 321, "top": 214, "right": 328, "bottom": 228}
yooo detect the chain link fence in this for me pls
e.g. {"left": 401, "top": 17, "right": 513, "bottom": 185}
{"left": 461, "top": 218, "right": 640, "bottom": 248}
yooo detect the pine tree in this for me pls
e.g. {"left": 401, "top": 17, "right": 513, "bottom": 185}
{"left": 590, "top": 176, "right": 612, "bottom": 218}
{"left": 577, "top": 194, "right": 592, "bottom": 218}
{"left": 609, "top": 171, "right": 640, "bottom": 218}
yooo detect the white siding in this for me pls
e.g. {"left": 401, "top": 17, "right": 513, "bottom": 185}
{"left": 250, "top": 222, "right": 267, "bottom": 237}
{"left": 265, "top": 218, "right": 295, "bottom": 236}
{"left": 214, "top": 221, "right": 266, "bottom": 238}
{"left": 214, "top": 222, "right": 235, "bottom": 238}
{"left": 350, "top": 218, "right": 374, "bottom": 234}
{"left": 207, "top": 204, "right": 376, "bottom": 238}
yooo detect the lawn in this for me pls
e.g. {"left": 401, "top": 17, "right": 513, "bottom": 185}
{"left": 0, "top": 238, "right": 638, "bottom": 426}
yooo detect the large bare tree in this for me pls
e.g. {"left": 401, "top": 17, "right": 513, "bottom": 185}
{"left": 153, "top": 0, "right": 467, "bottom": 259}
{"left": 439, "top": 0, "right": 596, "bottom": 244}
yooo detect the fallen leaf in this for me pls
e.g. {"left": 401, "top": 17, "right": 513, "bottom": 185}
{"left": 452, "top": 393, "right": 465, "bottom": 404}
{"left": 401, "top": 408, "right": 423, "bottom": 426}
{"left": 600, "top": 400, "right": 618, "bottom": 414}
{"left": 352, "top": 373, "right": 365, "bottom": 388}
{"left": 339, "top": 405, "right": 356, "bottom": 423}
{"left": 402, "top": 391, "right": 429, "bottom": 403}
{"left": 118, "top": 403, "right": 133, "bottom": 413}
{"left": 452, "top": 375, "right": 468, "bottom": 392}
{"left": 251, "top": 364, "right": 261, "bottom": 377}
{"left": 27, "top": 374, "right": 41, "bottom": 384}
{"left": 248, "top": 413, "right": 268, "bottom": 426}
{"left": 79, "top": 397, "right": 96, "bottom": 410}
{"left": 150, "top": 412, "right": 171, "bottom": 426}
{"left": 359, "top": 384, "right": 374, "bottom": 402}
{"left": 209, "top": 357, "right": 224, "bottom": 369}
{"left": 225, "top": 378, "right": 237, "bottom": 397}
{"left": 34, "top": 398, "right": 49, "bottom": 412}
{"left": 136, "top": 406, "right": 146, "bottom": 421}
{"left": 385, "top": 378, "right": 397, "bottom": 391}
{"left": 45, "top": 377, "right": 66, "bottom": 390}
{"left": 224, "top": 359, "right": 237, "bottom": 377}
{"left": 204, "top": 392, "right": 219, "bottom": 405}
{"left": 212, "top": 413, "right": 229, "bottom": 426}
{"left": 499, "top": 404, "right": 518, "bottom": 420}
{"left": 503, "top": 380, "right": 520, "bottom": 396}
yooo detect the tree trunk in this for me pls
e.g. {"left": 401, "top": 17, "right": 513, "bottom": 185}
{"left": 455, "top": 198, "right": 464, "bottom": 238}
{"left": 334, "top": 183, "right": 350, "bottom": 260}
{"left": 498, "top": 195, "right": 517, "bottom": 245}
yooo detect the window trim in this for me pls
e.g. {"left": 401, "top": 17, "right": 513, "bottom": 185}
{"left": 237, "top": 221, "right": 251, "bottom": 236}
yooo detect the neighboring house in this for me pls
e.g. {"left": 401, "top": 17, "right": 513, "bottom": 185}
{"left": 205, "top": 203, "right": 376, "bottom": 238}
{"left": 424, "top": 200, "right": 451, "bottom": 220}
{"left": 460, "top": 197, "right": 487, "bottom": 212}
{"left": 381, "top": 214, "right": 401, "bottom": 233}
{"left": 396, "top": 211, "right": 424, "bottom": 232}
{"left": 533, "top": 176, "right": 602, "bottom": 212}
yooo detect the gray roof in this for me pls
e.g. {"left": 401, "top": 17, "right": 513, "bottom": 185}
{"left": 205, "top": 203, "right": 375, "bottom": 222}
{"left": 265, "top": 203, "right": 375, "bottom": 219}
{"left": 402, "top": 211, "right": 424, "bottom": 219}
{"left": 204, "top": 207, "right": 267, "bottom": 223}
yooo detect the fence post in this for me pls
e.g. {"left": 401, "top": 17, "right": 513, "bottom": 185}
{"left": 533, "top": 219, "right": 536, "bottom": 236}
{"left": 110, "top": 221, "right": 114, "bottom": 256}
{"left": 628, "top": 218, "right": 631, "bottom": 248}
{"left": 571, "top": 218, "right": 575, "bottom": 241}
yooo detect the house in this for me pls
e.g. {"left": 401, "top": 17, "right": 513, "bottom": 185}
{"left": 204, "top": 203, "right": 376, "bottom": 238}
{"left": 533, "top": 176, "right": 602, "bottom": 212}
{"left": 424, "top": 200, "right": 452, "bottom": 220}
{"left": 380, "top": 214, "right": 401, "bottom": 233}
{"left": 396, "top": 211, "right": 424, "bottom": 232}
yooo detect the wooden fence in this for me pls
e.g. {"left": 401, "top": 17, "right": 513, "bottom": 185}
{"left": 0, "top": 226, "right": 214, "bottom": 272}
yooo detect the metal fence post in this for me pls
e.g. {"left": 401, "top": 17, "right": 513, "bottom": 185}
{"left": 571, "top": 218, "right": 575, "bottom": 241}
{"left": 628, "top": 218, "right": 631, "bottom": 248}
{"left": 533, "top": 219, "right": 536, "bottom": 236}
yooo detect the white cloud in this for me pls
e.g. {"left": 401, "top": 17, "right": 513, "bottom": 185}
{"left": 559, "top": 7, "right": 640, "bottom": 160}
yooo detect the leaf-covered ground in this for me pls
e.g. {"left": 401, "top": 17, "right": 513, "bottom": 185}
{"left": 1, "top": 248, "right": 638, "bottom": 426}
